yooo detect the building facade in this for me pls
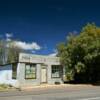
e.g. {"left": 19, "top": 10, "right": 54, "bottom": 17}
{"left": 16, "top": 53, "right": 63, "bottom": 88}
{"left": 0, "top": 53, "right": 64, "bottom": 88}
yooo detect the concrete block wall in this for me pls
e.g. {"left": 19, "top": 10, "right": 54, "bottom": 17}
{"left": 47, "top": 64, "right": 63, "bottom": 84}
{"left": 17, "top": 63, "right": 41, "bottom": 88}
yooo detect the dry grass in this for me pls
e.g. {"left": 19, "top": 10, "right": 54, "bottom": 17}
{"left": 0, "top": 84, "right": 14, "bottom": 91}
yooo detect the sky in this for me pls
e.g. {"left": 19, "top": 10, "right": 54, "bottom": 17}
{"left": 0, "top": 0, "right": 100, "bottom": 55}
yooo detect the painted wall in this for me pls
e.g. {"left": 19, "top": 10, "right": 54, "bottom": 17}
{"left": 19, "top": 53, "right": 60, "bottom": 65}
{"left": 47, "top": 64, "right": 63, "bottom": 84}
{"left": 17, "top": 62, "right": 63, "bottom": 88}
{"left": 16, "top": 53, "right": 63, "bottom": 88}
{"left": 17, "top": 63, "right": 41, "bottom": 88}
{"left": 0, "top": 65, "right": 18, "bottom": 87}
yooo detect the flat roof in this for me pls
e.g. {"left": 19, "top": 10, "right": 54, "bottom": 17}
{"left": 19, "top": 52, "right": 59, "bottom": 58}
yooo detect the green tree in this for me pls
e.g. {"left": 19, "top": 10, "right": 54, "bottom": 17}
{"left": 57, "top": 23, "right": 100, "bottom": 82}
{"left": 0, "top": 39, "right": 23, "bottom": 64}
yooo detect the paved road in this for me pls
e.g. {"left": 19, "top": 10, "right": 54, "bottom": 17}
{"left": 0, "top": 85, "right": 100, "bottom": 100}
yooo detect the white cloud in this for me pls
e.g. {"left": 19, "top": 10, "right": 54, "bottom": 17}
{"left": 10, "top": 41, "right": 41, "bottom": 50}
{"left": 5, "top": 33, "right": 13, "bottom": 41}
{"left": 6, "top": 33, "right": 13, "bottom": 38}
{"left": 31, "top": 50, "right": 36, "bottom": 53}
{"left": 0, "top": 33, "right": 13, "bottom": 39}
{"left": 6, "top": 38, "right": 12, "bottom": 42}
{"left": 49, "top": 53, "right": 57, "bottom": 57}
{"left": 49, "top": 49, "right": 58, "bottom": 57}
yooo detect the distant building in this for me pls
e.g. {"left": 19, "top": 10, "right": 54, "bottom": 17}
{"left": 0, "top": 53, "right": 64, "bottom": 88}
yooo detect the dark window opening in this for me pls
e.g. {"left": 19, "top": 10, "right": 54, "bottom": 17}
{"left": 12, "top": 63, "right": 17, "bottom": 79}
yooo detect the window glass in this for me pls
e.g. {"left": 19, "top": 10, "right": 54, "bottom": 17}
{"left": 25, "top": 64, "right": 36, "bottom": 79}
{"left": 51, "top": 65, "right": 62, "bottom": 78}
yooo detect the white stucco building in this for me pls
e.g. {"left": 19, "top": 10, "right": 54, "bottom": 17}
{"left": 0, "top": 53, "right": 64, "bottom": 88}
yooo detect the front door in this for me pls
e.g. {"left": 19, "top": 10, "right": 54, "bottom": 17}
{"left": 41, "top": 67, "right": 47, "bottom": 83}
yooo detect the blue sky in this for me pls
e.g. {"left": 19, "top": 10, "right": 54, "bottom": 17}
{"left": 0, "top": 0, "right": 100, "bottom": 55}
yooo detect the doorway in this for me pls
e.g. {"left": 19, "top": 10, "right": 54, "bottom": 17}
{"left": 41, "top": 65, "right": 47, "bottom": 83}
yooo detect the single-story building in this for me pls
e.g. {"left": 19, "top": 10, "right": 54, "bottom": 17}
{"left": 0, "top": 53, "right": 65, "bottom": 88}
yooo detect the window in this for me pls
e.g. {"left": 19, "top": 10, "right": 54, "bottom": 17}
{"left": 25, "top": 64, "right": 36, "bottom": 79}
{"left": 51, "top": 65, "right": 62, "bottom": 78}
{"left": 12, "top": 63, "right": 17, "bottom": 79}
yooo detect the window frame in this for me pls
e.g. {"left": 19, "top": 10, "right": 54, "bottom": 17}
{"left": 51, "top": 65, "right": 62, "bottom": 78}
{"left": 25, "top": 63, "right": 37, "bottom": 79}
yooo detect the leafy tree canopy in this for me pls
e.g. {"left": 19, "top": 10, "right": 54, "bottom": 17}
{"left": 57, "top": 23, "right": 100, "bottom": 82}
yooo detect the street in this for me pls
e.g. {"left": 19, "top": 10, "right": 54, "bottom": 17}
{"left": 0, "top": 85, "right": 100, "bottom": 100}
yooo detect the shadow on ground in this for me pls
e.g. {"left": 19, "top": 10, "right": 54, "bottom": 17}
{"left": 64, "top": 81, "right": 100, "bottom": 86}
